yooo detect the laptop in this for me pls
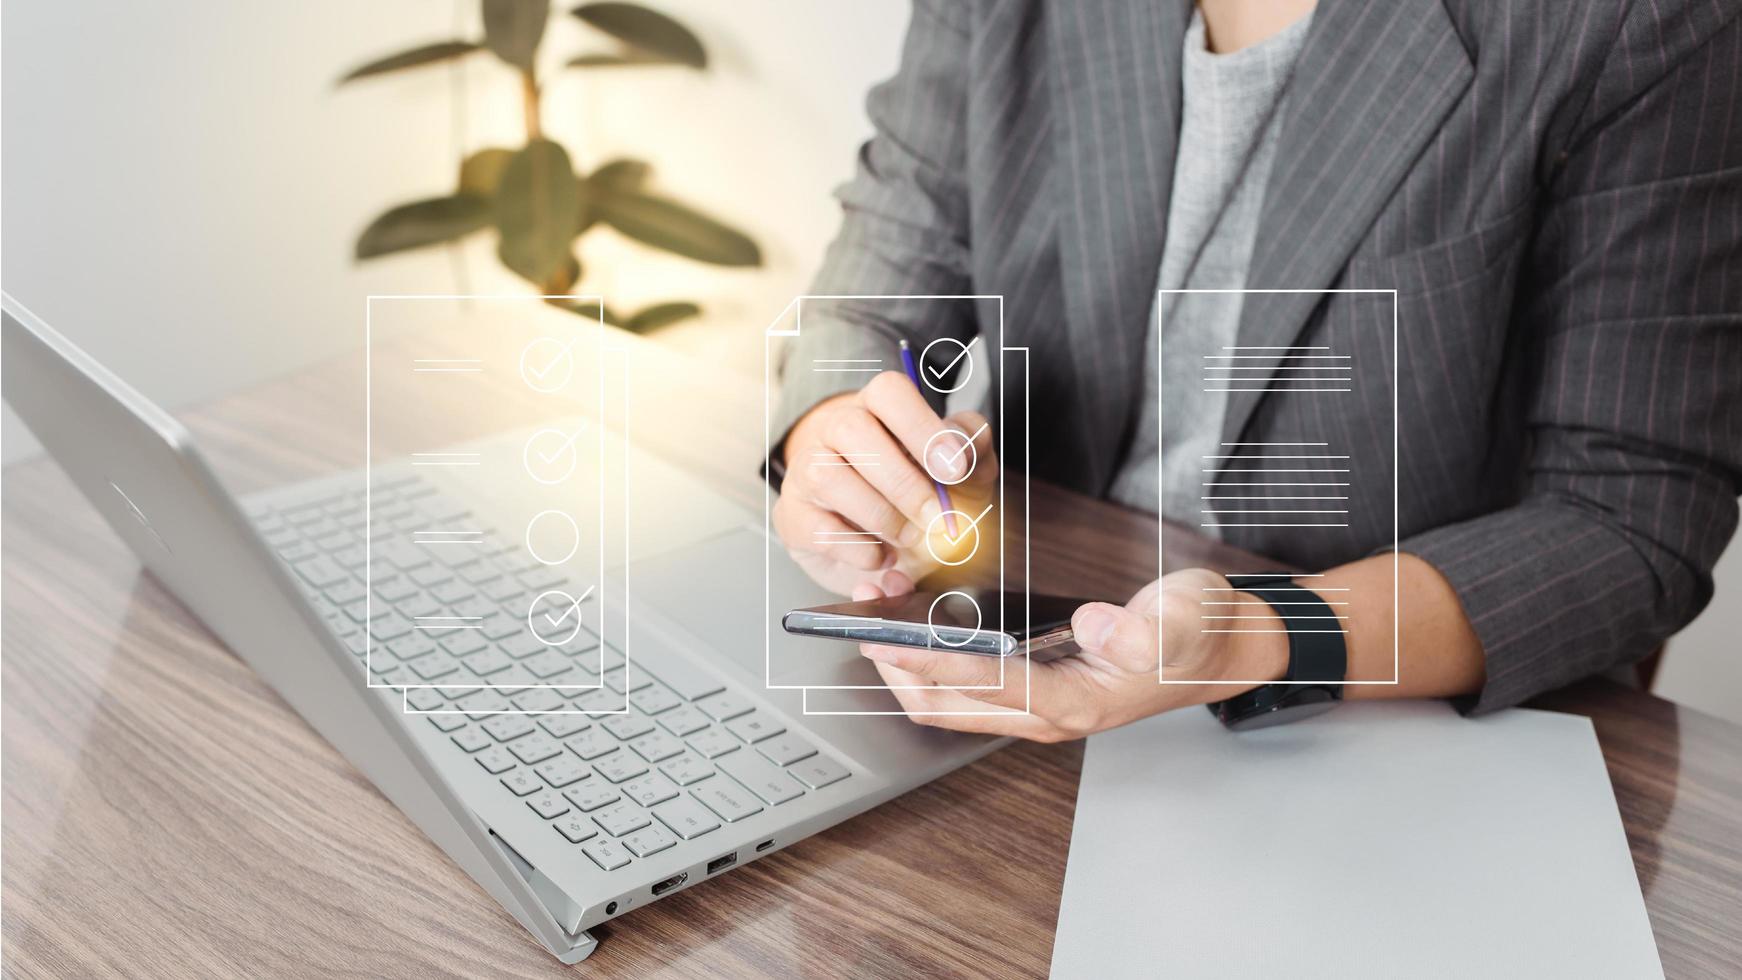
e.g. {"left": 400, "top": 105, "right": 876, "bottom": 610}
{"left": 1, "top": 293, "right": 1009, "bottom": 963}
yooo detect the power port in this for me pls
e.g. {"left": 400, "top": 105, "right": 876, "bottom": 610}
{"left": 755, "top": 839, "right": 775, "bottom": 853}
{"left": 707, "top": 852, "right": 738, "bottom": 875}
{"left": 651, "top": 872, "right": 688, "bottom": 896}
{"left": 605, "top": 901, "right": 618, "bottom": 915}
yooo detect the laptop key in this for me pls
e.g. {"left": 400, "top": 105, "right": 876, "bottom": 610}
{"left": 725, "top": 711, "right": 785, "bottom": 744}
{"left": 662, "top": 670, "right": 726, "bottom": 703}
{"left": 628, "top": 683, "right": 682, "bottom": 716}
{"left": 509, "top": 734, "right": 562, "bottom": 766}
{"left": 695, "top": 693, "right": 754, "bottom": 722}
{"left": 498, "top": 633, "right": 545, "bottom": 659}
{"left": 602, "top": 667, "right": 652, "bottom": 695}
{"left": 718, "top": 754, "right": 805, "bottom": 806}
{"left": 583, "top": 838, "right": 632, "bottom": 872}
{"left": 692, "top": 779, "right": 763, "bottom": 823}
{"left": 522, "top": 651, "right": 571, "bottom": 679}
{"left": 538, "top": 715, "right": 590, "bottom": 739}
{"left": 685, "top": 727, "right": 741, "bottom": 760}
{"left": 555, "top": 815, "right": 599, "bottom": 844}
{"left": 410, "top": 655, "right": 460, "bottom": 681}
{"left": 594, "top": 754, "right": 649, "bottom": 784}
{"left": 621, "top": 772, "right": 679, "bottom": 808}
{"left": 601, "top": 714, "right": 654, "bottom": 741}
{"left": 534, "top": 756, "right": 590, "bottom": 789}
{"left": 324, "top": 580, "right": 366, "bottom": 606}
{"left": 462, "top": 649, "right": 512, "bottom": 677}
{"left": 441, "top": 632, "right": 489, "bottom": 658}
{"left": 527, "top": 791, "right": 570, "bottom": 820}
{"left": 563, "top": 782, "right": 620, "bottom": 813}
{"left": 652, "top": 795, "right": 721, "bottom": 840}
{"left": 480, "top": 614, "right": 522, "bottom": 641}
{"left": 658, "top": 753, "right": 716, "bottom": 787}
{"left": 786, "top": 754, "right": 851, "bottom": 790}
{"left": 655, "top": 705, "right": 711, "bottom": 737}
{"left": 511, "top": 688, "right": 564, "bottom": 712}
{"left": 451, "top": 727, "right": 491, "bottom": 753}
{"left": 405, "top": 687, "right": 444, "bottom": 711}
{"left": 483, "top": 715, "right": 535, "bottom": 742}
{"left": 756, "top": 732, "right": 819, "bottom": 768}
{"left": 427, "top": 713, "right": 468, "bottom": 733}
{"left": 628, "top": 730, "right": 685, "bottom": 764}
{"left": 565, "top": 729, "right": 618, "bottom": 761}
{"left": 294, "top": 556, "right": 349, "bottom": 589}
{"left": 474, "top": 746, "right": 516, "bottom": 774}
{"left": 592, "top": 801, "right": 652, "bottom": 837}
{"left": 500, "top": 771, "right": 541, "bottom": 797}
{"left": 621, "top": 824, "right": 677, "bottom": 858}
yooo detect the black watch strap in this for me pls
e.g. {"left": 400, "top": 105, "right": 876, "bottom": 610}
{"left": 1208, "top": 574, "right": 1346, "bottom": 730}
{"left": 1231, "top": 573, "right": 1346, "bottom": 684}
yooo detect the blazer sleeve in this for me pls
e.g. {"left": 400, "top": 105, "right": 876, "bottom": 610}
{"left": 1400, "top": 12, "right": 1742, "bottom": 713}
{"left": 766, "top": 0, "right": 979, "bottom": 479}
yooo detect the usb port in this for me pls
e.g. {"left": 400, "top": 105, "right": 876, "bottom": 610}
{"left": 755, "top": 839, "right": 775, "bottom": 853}
{"left": 707, "top": 852, "right": 737, "bottom": 875}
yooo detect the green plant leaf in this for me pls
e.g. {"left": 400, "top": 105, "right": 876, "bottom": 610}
{"left": 550, "top": 300, "right": 624, "bottom": 327}
{"left": 596, "top": 191, "right": 761, "bottom": 267}
{"left": 482, "top": 0, "right": 548, "bottom": 71}
{"left": 588, "top": 158, "right": 652, "bottom": 194}
{"left": 493, "top": 139, "right": 581, "bottom": 284}
{"left": 566, "top": 52, "right": 689, "bottom": 68}
{"left": 626, "top": 301, "right": 701, "bottom": 332}
{"left": 570, "top": 3, "right": 707, "bottom": 69}
{"left": 458, "top": 148, "right": 515, "bottom": 197}
{"left": 337, "top": 40, "right": 480, "bottom": 84}
{"left": 355, "top": 195, "right": 491, "bottom": 259}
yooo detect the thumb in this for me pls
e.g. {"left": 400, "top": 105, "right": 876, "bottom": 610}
{"left": 1072, "top": 601, "right": 1159, "bottom": 672}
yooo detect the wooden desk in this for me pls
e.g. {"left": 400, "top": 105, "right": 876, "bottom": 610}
{"left": 4, "top": 325, "right": 1739, "bottom": 978}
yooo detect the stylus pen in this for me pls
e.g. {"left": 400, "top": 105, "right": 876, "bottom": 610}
{"left": 898, "top": 339, "right": 960, "bottom": 539}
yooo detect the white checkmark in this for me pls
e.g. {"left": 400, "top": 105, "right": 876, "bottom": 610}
{"left": 947, "top": 502, "right": 996, "bottom": 543}
{"left": 926, "top": 343, "right": 972, "bottom": 380}
{"left": 527, "top": 338, "right": 578, "bottom": 380}
{"left": 540, "top": 585, "right": 595, "bottom": 628}
{"left": 534, "top": 426, "right": 585, "bottom": 465}
{"left": 939, "top": 422, "right": 989, "bottom": 465}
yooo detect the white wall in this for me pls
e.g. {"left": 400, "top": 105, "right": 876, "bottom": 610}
{"left": 2, "top": 0, "right": 910, "bottom": 461}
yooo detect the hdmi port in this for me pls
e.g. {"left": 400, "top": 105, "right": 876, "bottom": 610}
{"left": 652, "top": 872, "right": 688, "bottom": 896}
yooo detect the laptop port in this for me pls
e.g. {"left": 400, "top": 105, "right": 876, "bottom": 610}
{"left": 651, "top": 872, "right": 688, "bottom": 896}
{"left": 755, "top": 839, "right": 775, "bottom": 853}
{"left": 605, "top": 901, "right": 618, "bottom": 915}
{"left": 707, "top": 852, "right": 737, "bottom": 875}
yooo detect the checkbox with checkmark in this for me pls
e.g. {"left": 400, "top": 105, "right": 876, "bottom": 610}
{"left": 518, "top": 336, "right": 580, "bottom": 394}
{"left": 919, "top": 337, "right": 976, "bottom": 394}
{"left": 522, "top": 425, "right": 586, "bottom": 485}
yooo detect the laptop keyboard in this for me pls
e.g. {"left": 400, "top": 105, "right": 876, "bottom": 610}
{"left": 247, "top": 473, "right": 849, "bottom": 877}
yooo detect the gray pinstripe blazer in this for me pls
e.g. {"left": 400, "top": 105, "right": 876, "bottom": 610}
{"left": 772, "top": 0, "right": 1742, "bottom": 712}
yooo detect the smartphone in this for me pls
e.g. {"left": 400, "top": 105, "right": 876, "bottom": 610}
{"left": 781, "top": 589, "right": 1096, "bottom": 660}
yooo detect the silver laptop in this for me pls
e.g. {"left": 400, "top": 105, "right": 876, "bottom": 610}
{"left": 1, "top": 293, "right": 1008, "bottom": 963}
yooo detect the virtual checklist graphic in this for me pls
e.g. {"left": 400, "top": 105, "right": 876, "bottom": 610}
{"left": 766, "top": 296, "right": 1034, "bottom": 716}
{"left": 1157, "top": 289, "right": 1399, "bottom": 685}
{"left": 365, "top": 296, "right": 628, "bottom": 714}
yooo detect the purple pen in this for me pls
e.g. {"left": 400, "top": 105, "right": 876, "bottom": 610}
{"left": 898, "top": 340, "right": 960, "bottom": 539}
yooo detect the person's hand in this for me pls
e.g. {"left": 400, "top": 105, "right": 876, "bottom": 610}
{"left": 774, "top": 372, "right": 997, "bottom": 595}
{"left": 850, "top": 569, "right": 1289, "bottom": 741}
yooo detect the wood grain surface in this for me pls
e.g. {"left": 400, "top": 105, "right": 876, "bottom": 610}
{"left": 4, "top": 321, "right": 1738, "bottom": 978}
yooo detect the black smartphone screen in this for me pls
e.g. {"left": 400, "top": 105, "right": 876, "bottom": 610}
{"left": 782, "top": 589, "right": 1096, "bottom": 659}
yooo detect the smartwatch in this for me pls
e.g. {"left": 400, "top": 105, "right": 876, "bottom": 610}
{"left": 1207, "top": 573, "right": 1346, "bottom": 731}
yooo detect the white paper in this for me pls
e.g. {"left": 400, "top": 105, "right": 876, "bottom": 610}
{"left": 1051, "top": 701, "right": 1662, "bottom": 979}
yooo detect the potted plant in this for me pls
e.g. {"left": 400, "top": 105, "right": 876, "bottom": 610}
{"left": 339, "top": 0, "right": 761, "bottom": 331}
